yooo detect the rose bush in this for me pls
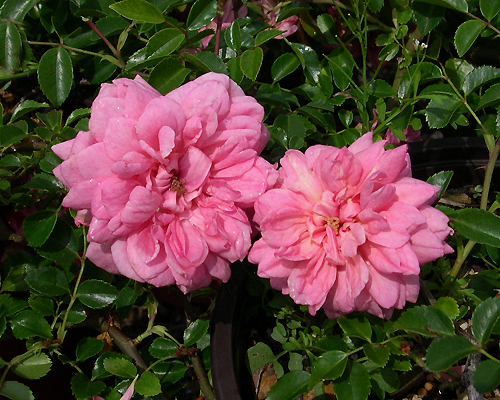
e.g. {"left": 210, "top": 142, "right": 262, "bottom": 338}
{"left": 249, "top": 133, "right": 454, "bottom": 319}
{"left": 52, "top": 72, "right": 277, "bottom": 293}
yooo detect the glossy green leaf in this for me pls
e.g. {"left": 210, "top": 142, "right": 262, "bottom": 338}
{"left": 225, "top": 20, "right": 241, "bottom": 52}
{"left": 76, "top": 338, "right": 105, "bottom": 362}
{"left": 338, "top": 315, "right": 372, "bottom": 341}
{"left": 184, "top": 319, "right": 209, "bottom": 347}
{"left": 186, "top": 0, "right": 217, "bottom": 31}
{"left": 77, "top": 279, "right": 119, "bottom": 309}
{"left": 432, "top": 297, "right": 460, "bottom": 320}
{"left": 71, "top": 373, "right": 106, "bottom": 400}
{"left": 11, "top": 353, "right": 51, "bottom": 380}
{"left": 148, "top": 58, "right": 191, "bottom": 95}
{"left": 92, "top": 352, "right": 130, "bottom": 380}
{"left": 412, "top": 0, "right": 467, "bottom": 12}
{"left": 275, "top": 1, "right": 310, "bottom": 23}
{"left": 10, "top": 310, "right": 52, "bottom": 339}
{"left": 454, "top": 20, "right": 485, "bottom": 57}
{"left": 65, "top": 108, "right": 90, "bottom": 126}
{"left": 10, "top": 101, "right": 49, "bottom": 123}
{"left": 184, "top": 51, "right": 227, "bottom": 73}
{"left": 427, "top": 170, "right": 453, "bottom": 200}
{"left": 454, "top": 208, "right": 500, "bottom": 247}
{"left": 25, "top": 266, "right": 69, "bottom": 296}
{"left": 23, "top": 173, "right": 64, "bottom": 190}
{"left": 392, "top": 305, "right": 454, "bottom": 337}
{"left": 317, "top": 14, "right": 336, "bottom": 44}
{"left": 135, "top": 371, "right": 161, "bottom": 396}
{"left": 425, "top": 336, "right": 476, "bottom": 371}
{"left": 109, "top": 0, "right": 164, "bottom": 23}
{"left": 446, "top": 58, "right": 473, "bottom": 88}
{"left": 398, "top": 62, "right": 442, "bottom": 98}
{"left": 471, "top": 297, "right": 500, "bottom": 345}
{"left": 255, "top": 29, "right": 282, "bottom": 46}
{"left": 247, "top": 342, "right": 277, "bottom": 374}
{"left": 463, "top": 66, "right": 500, "bottom": 95}
{"left": 327, "top": 47, "right": 355, "bottom": 91}
{"left": 425, "top": 94, "right": 461, "bottom": 129}
{"left": 378, "top": 43, "right": 399, "bottom": 62}
{"left": 103, "top": 357, "right": 137, "bottom": 378}
{"left": 153, "top": 359, "right": 187, "bottom": 383}
{"left": 368, "top": 0, "right": 384, "bottom": 12}
{"left": 240, "top": 47, "right": 263, "bottom": 81}
{"left": 149, "top": 337, "right": 178, "bottom": 358}
{"left": 36, "top": 219, "right": 80, "bottom": 263}
{"left": 0, "top": 0, "right": 38, "bottom": 21}
{"left": 290, "top": 43, "right": 320, "bottom": 84}
{"left": 334, "top": 362, "right": 371, "bottom": 400}
{"left": 0, "top": 125, "right": 26, "bottom": 148}
{"left": 22, "top": 211, "right": 57, "bottom": 248}
{"left": 367, "top": 79, "right": 395, "bottom": 98}
{"left": 37, "top": 47, "right": 73, "bottom": 108}
{"left": 227, "top": 56, "right": 243, "bottom": 84}
{"left": 480, "top": 0, "right": 500, "bottom": 20}
{"left": 370, "top": 366, "right": 400, "bottom": 394}
{"left": 0, "top": 22, "right": 21, "bottom": 73}
{"left": 310, "top": 351, "right": 348, "bottom": 383}
{"left": 145, "top": 28, "right": 184, "bottom": 58}
{"left": 478, "top": 83, "right": 500, "bottom": 110}
{"left": 363, "top": 344, "right": 390, "bottom": 367}
{"left": 266, "top": 370, "right": 311, "bottom": 400}
{"left": 271, "top": 53, "right": 300, "bottom": 82}
{"left": 28, "top": 297, "right": 54, "bottom": 317}
{"left": 0, "top": 381, "right": 34, "bottom": 400}
{"left": 473, "top": 360, "right": 500, "bottom": 393}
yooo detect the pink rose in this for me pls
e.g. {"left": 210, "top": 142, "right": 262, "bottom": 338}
{"left": 248, "top": 133, "right": 453, "bottom": 319}
{"left": 250, "top": 0, "right": 299, "bottom": 38}
{"left": 53, "top": 73, "right": 277, "bottom": 293}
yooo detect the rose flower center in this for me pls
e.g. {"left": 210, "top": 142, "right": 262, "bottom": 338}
{"left": 325, "top": 216, "right": 341, "bottom": 234}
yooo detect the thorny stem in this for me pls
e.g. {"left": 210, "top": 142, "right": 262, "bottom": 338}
{"left": 181, "top": 294, "right": 215, "bottom": 400}
{"left": 83, "top": 18, "right": 126, "bottom": 69}
{"left": 214, "top": 12, "right": 223, "bottom": 55}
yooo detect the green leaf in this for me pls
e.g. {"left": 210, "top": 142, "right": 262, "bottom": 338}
{"left": 152, "top": 359, "right": 187, "bottom": 383}
{"left": 184, "top": 51, "right": 227, "bottom": 73}
{"left": 454, "top": 209, "right": 500, "bottom": 247}
{"left": 77, "top": 279, "right": 119, "bottom": 309}
{"left": 76, "top": 338, "right": 105, "bottom": 362}
{"left": 471, "top": 297, "right": 500, "bottom": 345}
{"left": 22, "top": 211, "right": 58, "bottom": 248}
{"left": 425, "top": 336, "right": 476, "bottom": 371}
{"left": 473, "top": 360, "right": 500, "bottom": 393}
{"left": 480, "top": 0, "right": 500, "bottom": 20}
{"left": 36, "top": 219, "right": 80, "bottom": 263}
{"left": 290, "top": 43, "right": 321, "bottom": 84}
{"left": 391, "top": 305, "right": 454, "bottom": 337}
{"left": 10, "top": 310, "right": 52, "bottom": 339}
{"left": 145, "top": 28, "right": 184, "bottom": 58}
{"left": 310, "top": 351, "right": 348, "bottom": 383}
{"left": 183, "top": 319, "right": 209, "bottom": 347}
{"left": 186, "top": 0, "right": 217, "bottom": 31}
{"left": 271, "top": 53, "right": 300, "bottom": 83}
{"left": 25, "top": 266, "right": 69, "bottom": 296}
{"left": 71, "top": 373, "right": 106, "bottom": 400}
{"left": 317, "top": 14, "right": 336, "bottom": 44}
{"left": 11, "top": 353, "right": 51, "bottom": 380}
{"left": 427, "top": 170, "right": 453, "bottom": 200}
{"left": 0, "top": 125, "right": 26, "bottom": 148}
{"left": 326, "top": 47, "right": 355, "bottom": 91}
{"left": 247, "top": 342, "right": 278, "bottom": 374}
{"left": 446, "top": 58, "right": 473, "bottom": 89}
{"left": 28, "top": 297, "right": 53, "bottom": 316}
{"left": 378, "top": 43, "right": 399, "bottom": 62}
{"left": 135, "top": 371, "right": 161, "bottom": 396}
{"left": 412, "top": 0, "right": 467, "bottom": 12}
{"left": 432, "top": 297, "right": 460, "bottom": 320}
{"left": 103, "top": 357, "right": 137, "bottom": 378}
{"left": 240, "top": 47, "right": 263, "bottom": 81}
{"left": 463, "top": 66, "right": 500, "bottom": 95}
{"left": 367, "top": 79, "right": 395, "bottom": 98}
{"left": 65, "top": 108, "right": 90, "bottom": 126}
{"left": 478, "top": 83, "right": 500, "bottom": 110}
{"left": 367, "top": 0, "right": 384, "bottom": 12}
{"left": 0, "top": 0, "right": 38, "bottom": 21}
{"left": 338, "top": 315, "right": 372, "bottom": 341}
{"left": 10, "top": 101, "right": 49, "bottom": 123}
{"left": 266, "top": 371, "right": 311, "bottom": 400}
{"left": 0, "top": 381, "right": 34, "bottom": 400}
{"left": 109, "top": 0, "right": 164, "bottom": 23}
{"left": 37, "top": 47, "right": 73, "bottom": 108}
{"left": 225, "top": 20, "right": 241, "bottom": 52}
{"left": 0, "top": 22, "right": 21, "bottom": 74}
{"left": 23, "top": 173, "right": 64, "bottom": 190}
{"left": 148, "top": 58, "right": 191, "bottom": 95}
{"left": 454, "top": 20, "right": 485, "bottom": 57}
{"left": 425, "top": 94, "right": 461, "bottom": 129}
{"left": 363, "top": 344, "right": 390, "bottom": 367}
{"left": 333, "top": 362, "right": 371, "bottom": 400}
{"left": 149, "top": 337, "right": 178, "bottom": 358}
{"left": 275, "top": 1, "right": 310, "bottom": 23}
{"left": 255, "top": 29, "right": 282, "bottom": 46}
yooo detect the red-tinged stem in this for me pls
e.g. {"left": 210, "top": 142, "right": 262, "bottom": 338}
{"left": 84, "top": 19, "right": 126, "bottom": 69}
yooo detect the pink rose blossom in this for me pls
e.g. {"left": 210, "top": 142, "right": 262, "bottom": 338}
{"left": 53, "top": 73, "right": 277, "bottom": 293}
{"left": 248, "top": 133, "right": 453, "bottom": 319}
{"left": 250, "top": 0, "right": 299, "bottom": 38}
{"left": 384, "top": 125, "right": 421, "bottom": 146}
